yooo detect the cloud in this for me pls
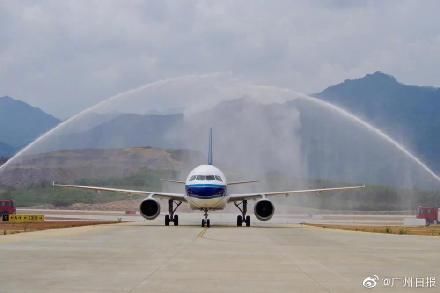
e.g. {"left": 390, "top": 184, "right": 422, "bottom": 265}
{"left": 0, "top": 0, "right": 439, "bottom": 117}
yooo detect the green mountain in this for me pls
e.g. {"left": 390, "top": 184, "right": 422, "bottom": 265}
{"left": 0, "top": 96, "right": 60, "bottom": 151}
{"left": 316, "top": 71, "right": 440, "bottom": 173}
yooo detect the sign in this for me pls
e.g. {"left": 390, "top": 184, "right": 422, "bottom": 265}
{"left": 6, "top": 214, "right": 45, "bottom": 223}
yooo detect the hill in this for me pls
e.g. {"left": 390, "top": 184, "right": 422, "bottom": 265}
{"left": 0, "top": 146, "right": 201, "bottom": 187}
{"left": 0, "top": 96, "right": 60, "bottom": 150}
{"left": 315, "top": 72, "right": 440, "bottom": 172}
{"left": 0, "top": 146, "right": 201, "bottom": 207}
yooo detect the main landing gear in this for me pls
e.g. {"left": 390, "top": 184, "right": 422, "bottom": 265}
{"left": 201, "top": 208, "right": 211, "bottom": 228}
{"left": 165, "top": 199, "right": 182, "bottom": 226}
{"left": 234, "top": 200, "right": 251, "bottom": 227}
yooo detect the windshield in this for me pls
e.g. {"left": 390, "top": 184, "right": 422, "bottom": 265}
{"left": 191, "top": 175, "right": 222, "bottom": 181}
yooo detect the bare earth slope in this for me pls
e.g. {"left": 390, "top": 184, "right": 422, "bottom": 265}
{"left": 0, "top": 147, "right": 186, "bottom": 187}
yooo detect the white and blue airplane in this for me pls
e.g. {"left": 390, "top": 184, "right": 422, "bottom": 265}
{"left": 54, "top": 129, "right": 364, "bottom": 227}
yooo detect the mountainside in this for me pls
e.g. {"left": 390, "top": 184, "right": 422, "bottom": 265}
{"left": 0, "top": 146, "right": 200, "bottom": 187}
{"left": 0, "top": 96, "right": 60, "bottom": 149}
{"left": 315, "top": 71, "right": 440, "bottom": 173}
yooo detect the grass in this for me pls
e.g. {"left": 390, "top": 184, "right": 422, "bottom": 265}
{"left": 0, "top": 187, "right": 132, "bottom": 207}
{"left": 1, "top": 167, "right": 440, "bottom": 211}
{"left": 0, "top": 168, "right": 176, "bottom": 207}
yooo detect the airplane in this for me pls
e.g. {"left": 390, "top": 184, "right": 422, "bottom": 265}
{"left": 54, "top": 129, "right": 365, "bottom": 227}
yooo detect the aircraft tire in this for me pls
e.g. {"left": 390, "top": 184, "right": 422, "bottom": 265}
{"left": 173, "top": 215, "right": 179, "bottom": 226}
{"left": 245, "top": 215, "right": 250, "bottom": 227}
{"left": 237, "top": 215, "right": 242, "bottom": 226}
{"left": 165, "top": 215, "right": 170, "bottom": 226}
{"left": 202, "top": 219, "right": 205, "bottom": 227}
{"left": 207, "top": 219, "right": 210, "bottom": 228}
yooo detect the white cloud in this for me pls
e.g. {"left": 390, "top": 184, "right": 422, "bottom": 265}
{"left": 0, "top": 0, "right": 439, "bottom": 117}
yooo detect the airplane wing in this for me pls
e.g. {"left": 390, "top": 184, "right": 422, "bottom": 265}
{"left": 160, "top": 179, "right": 186, "bottom": 184}
{"left": 228, "top": 185, "right": 365, "bottom": 202}
{"left": 227, "top": 180, "right": 258, "bottom": 185}
{"left": 53, "top": 183, "right": 186, "bottom": 202}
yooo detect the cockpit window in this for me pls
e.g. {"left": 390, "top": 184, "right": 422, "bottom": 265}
{"left": 192, "top": 175, "right": 223, "bottom": 181}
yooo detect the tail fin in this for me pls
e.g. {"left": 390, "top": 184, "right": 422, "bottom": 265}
{"left": 208, "top": 128, "right": 213, "bottom": 165}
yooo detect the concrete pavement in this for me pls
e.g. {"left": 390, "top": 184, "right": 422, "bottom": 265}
{"left": 0, "top": 216, "right": 439, "bottom": 292}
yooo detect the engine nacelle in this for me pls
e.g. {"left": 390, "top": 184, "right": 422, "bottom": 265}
{"left": 139, "top": 198, "right": 161, "bottom": 220}
{"left": 254, "top": 199, "right": 275, "bottom": 221}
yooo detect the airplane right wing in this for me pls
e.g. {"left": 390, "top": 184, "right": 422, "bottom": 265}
{"left": 228, "top": 185, "right": 365, "bottom": 202}
{"left": 53, "top": 183, "right": 186, "bottom": 202}
{"left": 160, "top": 179, "right": 186, "bottom": 184}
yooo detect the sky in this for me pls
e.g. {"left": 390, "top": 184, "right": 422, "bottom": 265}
{"left": 1, "top": 0, "right": 439, "bottom": 118}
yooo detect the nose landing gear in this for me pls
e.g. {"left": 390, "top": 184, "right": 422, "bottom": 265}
{"left": 234, "top": 200, "right": 250, "bottom": 227}
{"left": 201, "top": 208, "right": 211, "bottom": 228}
{"left": 165, "top": 199, "right": 182, "bottom": 226}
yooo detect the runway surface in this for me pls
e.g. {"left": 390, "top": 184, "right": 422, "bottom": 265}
{"left": 0, "top": 215, "right": 439, "bottom": 292}
{"left": 17, "top": 208, "right": 424, "bottom": 226}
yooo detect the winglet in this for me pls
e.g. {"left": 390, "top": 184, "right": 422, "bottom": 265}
{"left": 208, "top": 128, "right": 213, "bottom": 165}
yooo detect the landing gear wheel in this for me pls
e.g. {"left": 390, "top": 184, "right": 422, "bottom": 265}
{"left": 202, "top": 208, "right": 210, "bottom": 228}
{"left": 166, "top": 199, "right": 182, "bottom": 227}
{"left": 234, "top": 200, "right": 249, "bottom": 227}
{"left": 245, "top": 215, "right": 251, "bottom": 227}
{"left": 237, "top": 215, "right": 243, "bottom": 226}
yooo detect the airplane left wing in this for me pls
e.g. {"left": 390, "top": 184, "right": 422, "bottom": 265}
{"left": 53, "top": 183, "right": 186, "bottom": 202}
{"left": 228, "top": 185, "right": 365, "bottom": 202}
{"left": 227, "top": 180, "right": 258, "bottom": 185}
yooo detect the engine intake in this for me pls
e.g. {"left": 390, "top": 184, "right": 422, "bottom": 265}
{"left": 254, "top": 199, "right": 274, "bottom": 221}
{"left": 140, "top": 198, "right": 161, "bottom": 220}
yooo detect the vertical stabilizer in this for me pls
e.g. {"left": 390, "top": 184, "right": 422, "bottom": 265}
{"left": 208, "top": 128, "right": 213, "bottom": 165}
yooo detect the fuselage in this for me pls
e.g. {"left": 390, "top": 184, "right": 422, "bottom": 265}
{"left": 184, "top": 165, "right": 228, "bottom": 209}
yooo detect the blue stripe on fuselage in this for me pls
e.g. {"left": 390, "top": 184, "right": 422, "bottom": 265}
{"left": 185, "top": 184, "right": 226, "bottom": 199}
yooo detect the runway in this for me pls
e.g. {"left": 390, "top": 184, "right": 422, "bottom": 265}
{"left": 0, "top": 216, "right": 439, "bottom": 292}
{"left": 16, "top": 208, "right": 424, "bottom": 226}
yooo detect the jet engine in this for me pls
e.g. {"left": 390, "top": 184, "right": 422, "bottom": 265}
{"left": 139, "top": 198, "right": 161, "bottom": 220}
{"left": 254, "top": 199, "right": 275, "bottom": 221}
